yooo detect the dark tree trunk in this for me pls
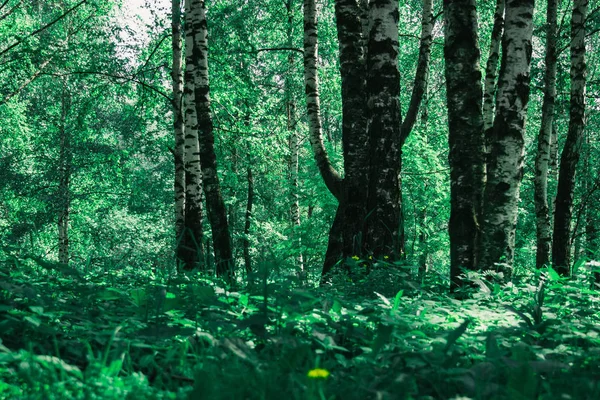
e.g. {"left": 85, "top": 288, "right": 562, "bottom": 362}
{"left": 553, "top": 0, "right": 588, "bottom": 276}
{"left": 443, "top": 0, "right": 485, "bottom": 290}
{"left": 334, "top": 0, "right": 369, "bottom": 263}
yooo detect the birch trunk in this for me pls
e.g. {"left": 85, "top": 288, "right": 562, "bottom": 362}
{"left": 286, "top": 0, "right": 303, "bottom": 273}
{"left": 189, "top": 0, "right": 234, "bottom": 279}
{"left": 57, "top": 80, "right": 71, "bottom": 266}
{"left": 553, "top": 0, "right": 588, "bottom": 276}
{"left": 401, "top": 0, "right": 434, "bottom": 140}
{"left": 172, "top": 0, "right": 187, "bottom": 267}
{"left": 482, "top": 0, "right": 505, "bottom": 152}
{"left": 443, "top": 0, "right": 485, "bottom": 290}
{"left": 480, "top": 0, "right": 535, "bottom": 274}
{"left": 303, "top": 0, "right": 342, "bottom": 198}
{"left": 243, "top": 167, "right": 254, "bottom": 276}
{"left": 364, "top": 0, "right": 402, "bottom": 257}
{"left": 534, "top": 0, "right": 558, "bottom": 268}
{"left": 182, "top": 0, "right": 205, "bottom": 271}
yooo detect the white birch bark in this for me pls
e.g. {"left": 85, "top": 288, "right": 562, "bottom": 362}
{"left": 534, "top": 0, "right": 558, "bottom": 268}
{"left": 552, "top": 0, "right": 588, "bottom": 275}
{"left": 480, "top": 0, "right": 535, "bottom": 273}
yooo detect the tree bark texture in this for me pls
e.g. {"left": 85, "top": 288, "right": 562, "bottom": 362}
{"left": 335, "top": 0, "right": 369, "bottom": 265}
{"left": 189, "top": 0, "right": 234, "bottom": 279}
{"left": 303, "top": 0, "right": 343, "bottom": 199}
{"left": 443, "top": 0, "right": 485, "bottom": 290}
{"left": 480, "top": 0, "right": 535, "bottom": 274}
{"left": 364, "top": 0, "right": 402, "bottom": 258}
{"left": 317, "top": 0, "right": 432, "bottom": 277}
{"left": 534, "top": 0, "right": 558, "bottom": 268}
{"left": 482, "top": 0, "right": 505, "bottom": 152}
{"left": 553, "top": 0, "right": 588, "bottom": 276}
{"left": 286, "top": 0, "right": 303, "bottom": 273}
{"left": 181, "top": 0, "right": 205, "bottom": 271}
{"left": 172, "top": 0, "right": 187, "bottom": 268}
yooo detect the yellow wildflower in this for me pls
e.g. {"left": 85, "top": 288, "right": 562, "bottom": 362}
{"left": 384, "top": 255, "right": 389, "bottom": 260}
{"left": 307, "top": 368, "right": 330, "bottom": 379}
{"left": 351, "top": 255, "right": 360, "bottom": 261}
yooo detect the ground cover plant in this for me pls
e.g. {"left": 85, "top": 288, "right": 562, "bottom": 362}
{"left": 2, "top": 257, "right": 600, "bottom": 399}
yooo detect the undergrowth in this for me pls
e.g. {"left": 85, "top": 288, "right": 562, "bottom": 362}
{"left": 1, "top": 256, "right": 600, "bottom": 399}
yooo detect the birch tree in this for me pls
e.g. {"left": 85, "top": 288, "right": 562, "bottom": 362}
{"left": 443, "top": 0, "right": 485, "bottom": 290}
{"left": 181, "top": 0, "right": 205, "bottom": 271}
{"left": 189, "top": 0, "right": 234, "bottom": 279}
{"left": 534, "top": 0, "right": 558, "bottom": 268}
{"left": 553, "top": 0, "right": 588, "bottom": 276}
{"left": 286, "top": 0, "right": 303, "bottom": 273}
{"left": 480, "top": 0, "right": 535, "bottom": 274}
{"left": 309, "top": 0, "right": 433, "bottom": 277}
{"left": 363, "top": 0, "right": 402, "bottom": 257}
{"left": 172, "top": 0, "right": 187, "bottom": 268}
{"left": 482, "top": 0, "right": 505, "bottom": 153}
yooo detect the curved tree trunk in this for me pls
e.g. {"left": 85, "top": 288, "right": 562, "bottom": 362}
{"left": 482, "top": 0, "right": 505, "bottom": 154}
{"left": 553, "top": 0, "right": 588, "bottom": 276}
{"left": 402, "top": 0, "right": 434, "bottom": 141}
{"left": 534, "top": 0, "right": 558, "bottom": 268}
{"left": 189, "top": 0, "right": 234, "bottom": 279}
{"left": 480, "top": 0, "right": 535, "bottom": 275}
{"left": 172, "top": 0, "right": 187, "bottom": 268}
{"left": 303, "top": 0, "right": 342, "bottom": 199}
{"left": 443, "top": 0, "right": 485, "bottom": 290}
{"left": 181, "top": 0, "right": 205, "bottom": 271}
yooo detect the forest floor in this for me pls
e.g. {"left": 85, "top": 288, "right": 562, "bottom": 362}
{"left": 1, "top": 258, "right": 600, "bottom": 399}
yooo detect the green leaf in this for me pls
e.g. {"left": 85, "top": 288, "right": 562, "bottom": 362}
{"left": 392, "top": 290, "right": 404, "bottom": 312}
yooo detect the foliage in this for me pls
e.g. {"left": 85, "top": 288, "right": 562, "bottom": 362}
{"left": 2, "top": 259, "right": 600, "bottom": 399}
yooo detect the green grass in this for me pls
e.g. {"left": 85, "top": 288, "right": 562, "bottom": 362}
{"left": 1, "top": 257, "right": 600, "bottom": 399}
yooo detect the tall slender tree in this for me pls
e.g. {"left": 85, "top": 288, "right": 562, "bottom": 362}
{"left": 172, "top": 0, "right": 187, "bottom": 268}
{"left": 534, "top": 0, "right": 558, "bottom": 268}
{"left": 286, "top": 0, "right": 303, "bottom": 273}
{"left": 553, "top": 0, "right": 588, "bottom": 276}
{"left": 480, "top": 0, "right": 535, "bottom": 274}
{"left": 443, "top": 0, "right": 485, "bottom": 290}
{"left": 189, "top": 0, "right": 234, "bottom": 279}
{"left": 57, "top": 78, "right": 72, "bottom": 266}
{"left": 181, "top": 0, "right": 206, "bottom": 271}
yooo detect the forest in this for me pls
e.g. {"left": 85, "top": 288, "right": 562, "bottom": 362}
{"left": 1, "top": 0, "right": 600, "bottom": 398}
